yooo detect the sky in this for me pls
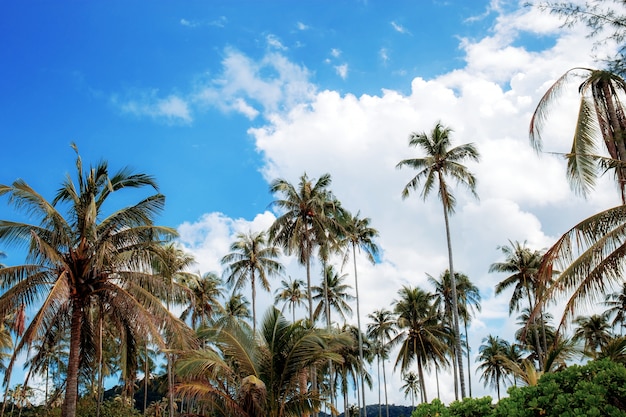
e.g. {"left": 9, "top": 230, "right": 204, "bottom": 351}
{"left": 0, "top": 0, "right": 623, "bottom": 407}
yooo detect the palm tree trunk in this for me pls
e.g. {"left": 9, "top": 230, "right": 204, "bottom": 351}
{"left": 144, "top": 344, "right": 149, "bottom": 415}
{"left": 96, "top": 306, "right": 104, "bottom": 417}
{"left": 376, "top": 355, "right": 381, "bottom": 417}
{"left": 417, "top": 357, "right": 427, "bottom": 404}
{"left": 382, "top": 358, "right": 389, "bottom": 417}
{"left": 464, "top": 319, "right": 472, "bottom": 397}
{"left": 352, "top": 244, "right": 368, "bottom": 417}
{"left": 62, "top": 302, "right": 83, "bottom": 417}
{"left": 251, "top": 271, "right": 257, "bottom": 335}
{"left": 440, "top": 192, "right": 466, "bottom": 398}
{"left": 526, "top": 290, "right": 543, "bottom": 370}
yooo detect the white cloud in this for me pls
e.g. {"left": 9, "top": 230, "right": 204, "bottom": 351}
{"left": 176, "top": 1, "right": 625, "bottom": 406}
{"left": 296, "top": 21, "right": 309, "bottom": 30}
{"left": 114, "top": 91, "right": 192, "bottom": 124}
{"left": 391, "top": 21, "right": 411, "bottom": 35}
{"left": 330, "top": 48, "right": 341, "bottom": 58}
{"left": 335, "top": 64, "right": 348, "bottom": 79}
{"left": 379, "top": 47, "right": 389, "bottom": 64}
{"left": 267, "top": 34, "right": 287, "bottom": 50}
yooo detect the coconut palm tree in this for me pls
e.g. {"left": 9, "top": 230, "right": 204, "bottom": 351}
{"left": 274, "top": 277, "right": 307, "bottom": 323}
{"left": 176, "top": 307, "right": 350, "bottom": 417}
{"left": 427, "top": 270, "right": 480, "bottom": 397}
{"left": 490, "top": 241, "right": 548, "bottom": 367}
{"left": 152, "top": 242, "right": 197, "bottom": 417}
{"left": 338, "top": 210, "right": 379, "bottom": 415}
{"left": 476, "top": 335, "right": 510, "bottom": 401}
{"left": 180, "top": 271, "right": 225, "bottom": 329}
{"left": 366, "top": 309, "right": 396, "bottom": 417}
{"left": 530, "top": 68, "right": 626, "bottom": 203}
{"left": 396, "top": 122, "right": 480, "bottom": 399}
{"left": 0, "top": 145, "right": 194, "bottom": 417}
{"left": 312, "top": 265, "right": 354, "bottom": 324}
{"left": 605, "top": 282, "right": 626, "bottom": 334}
{"left": 221, "top": 230, "right": 284, "bottom": 334}
{"left": 392, "top": 286, "right": 449, "bottom": 404}
{"left": 401, "top": 372, "right": 420, "bottom": 408}
{"left": 573, "top": 313, "right": 614, "bottom": 359}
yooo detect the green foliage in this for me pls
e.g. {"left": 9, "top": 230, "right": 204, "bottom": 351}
{"left": 412, "top": 397, "right": 495, "bottom": 417}
{"left": 494, "top": 359, "right": 626, "bottom": 417}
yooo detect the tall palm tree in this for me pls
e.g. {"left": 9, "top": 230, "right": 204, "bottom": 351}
{"left": 339, "top": 210, "right": 379, "bottom": 415}
{"left": 312, "top": 265, "right": 354, "bottom": 324}
{"left": 573, "top": 313, "right": 614, "bottom": 359}
{"left": 605, "top": 282, "right": 626, "bottom": 334}
{"left": 217, "top": 293, "right": 252, "bottom": 329}
{"left": 0, "top": 145, "right": 194, "bottom": 417}
{"left": 274, "top": 277, "right": 307, "bottom": 323}
{"left": 392, "top": 286, "right": 449, "bottom": 404}
{"left": 268, "top": 172, "right": 341, "bottom": 403}
{"left": 490, "top": 241, "right": 547, "bottom": 368}
{"left": 221, "top": 230, "right": 284, "bottom": 334}
{"left": 427, "top": 270, "right": 480, "bottom": 397}
{"left": 152, "top": 243, "right": 197, "bottom": 417}
{"left": 176, "top": 307, "right": 350, "bottom": 417}
{"left": 366, "top": 309, "right": 397, "bottom": 417}
{"left": 530, "top": 68, "right": 626, "bottom": 203}
{"left": 476, "top": 335, "right": 510, "bottom": 401}
{"left": 396, "top": 122, "right": 480, "bottom": 399}
{"left": 268, "top": 173, "right": 340, "bottom": 327}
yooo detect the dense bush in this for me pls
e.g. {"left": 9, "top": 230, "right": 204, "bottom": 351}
{"left": 412, "top": 360, "right": 626, "bottom": 417}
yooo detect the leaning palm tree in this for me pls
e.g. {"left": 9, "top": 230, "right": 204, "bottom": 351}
{"left": 339, "top": 210, "right": 379, "bottom": 415}
{"left": 0, "top": 145, "right": 194, "bottom": 417}
{"left": 221, "top": 230, "right": 284, "bottom": 334}
{"left": 366, "top": 309, "right": 397, "bottom": 417}
{"left": 274, "top": 277, "right": 307, "bottom": 323}
{"left": 530, "top": 68, "right": 626, "bottom": 203}
{"left": 396, "top": 122, "right": 480, "bottom": 399}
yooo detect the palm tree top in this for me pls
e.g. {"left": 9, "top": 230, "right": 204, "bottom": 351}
{"left": 396, "top": 121, "right": 480, "bottom": 213}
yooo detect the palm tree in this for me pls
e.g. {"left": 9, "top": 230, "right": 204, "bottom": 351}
{"left": 401, "top": 372, "right": 420, "bottom": 408}
{"left": 0, "top": 145, "right": 194, "bottom": 417}
{"left": 366, "top": 309, "right": 397, "bottom": 417}
{"left": 605, "top": 282, "right": 626, "bottom": 334}
{"left": 396, "top": 122, "right": 480, "bottom": 399}
{"left": 529, "top": 68, "right": 626, "bottom": 203}
{"left": 573, "top": 313, "right": 614, "bottom": 359}
{"left": 268, "top": 172, "right": 341, "bottom": 403}
{"left": 490, "top": 241, "right": 547, "bottom": 368}
{"left": 274, "top": 277, "right": 307, "bottom": 323}
{"left": 339, "top": 210, "right": 379, "bottom": 415}
{"left": 221, "top": 230, "right": 284, "bottom": 334}
{"left": 152, "top": 242, "right": 197, "bottom": 417}
{"left": 268, "top": 173, "right": 340, "bottom": 327}
{"left": 217, "top": 293, "right": 252, "bottom": 329}
{"left": 312, "top": 265, "right": 354, "bottom": 324}
{"left": 392, "top": 286, "right": 449, "bottom": 404}
{"left": 476, "top": 335, "right": 510, "bottom": 401}
{"left": 176, "top": 307, "right": 350, "bottom": 417}
{"left": 180, "top": 271, "right": 225, "bottom": 329}
{"left": 428, "top": 270, "right": 480, "bottom": 397}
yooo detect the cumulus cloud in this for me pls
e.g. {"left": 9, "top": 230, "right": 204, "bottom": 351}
{"left": 176, "top": 1, "right": 623, "bottom": 405}
{"left": 335, "top": 64, "right": 349, "bottom": 79}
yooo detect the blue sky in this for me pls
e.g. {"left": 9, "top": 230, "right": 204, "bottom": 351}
{"left": 0, "top": 0, "right": 621, "bottom": 406}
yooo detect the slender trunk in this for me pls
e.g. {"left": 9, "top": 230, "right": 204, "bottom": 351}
{"left": 452, "top": 348, "right": 458, "bottom": 400}
{"left": 417, "top": 356, "right": 427, "bottom": 404}
{"left": 62, "top": 302, "right": 84, "bottom": 417}
{"left": 306, "top": 251, "right": 317, "bottom": 417}
{"left": 382, "top": 357, "right": 389, "bottom": 417}
{"left": 464, "top": 318, "right": 472, "bottom": 397}
{"left": 252, "top": 270, "right": 257, "bottom": 335}
{"left": 322, "top": 262, "right": 335, "bottom": 410}
{"left": 435, "top": 366, "right": 440, "bottom": 400}
{"left": 144, "top": 344, "right": 149, "bottom": 415}
{"left": 166, "top": 287, "right": 174, "bottom": 417}
{"left": 527, "top": 289, "right": 543, "bottom": 370}
{"left": 376, "top": 355, "right": 381, "bottom": 417}
{"left": 440, "top": 184, "right": 466, "bottom": 398}
{"left": 353, "top": 244, "right": 368, "bottom": 417}
{"left": 96, "top": 306, "right": 104, "bottom": 417}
